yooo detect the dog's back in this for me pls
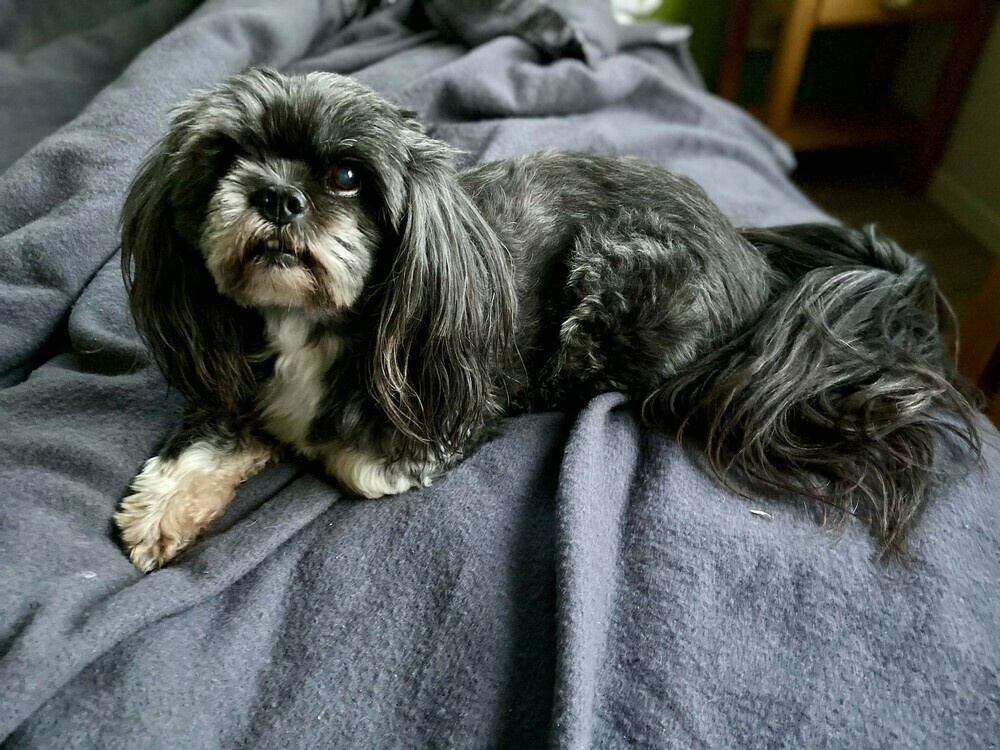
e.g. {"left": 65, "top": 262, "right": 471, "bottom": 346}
{"left": 465, "top": 151, "right": 981, "bottom": 554}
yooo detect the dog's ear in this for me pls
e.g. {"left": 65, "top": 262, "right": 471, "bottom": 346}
{"left": 120, "top": 144, "right": 258, "bottom": 413}
{"left": 372, "top": 143, "right": 516, "bottom": 456}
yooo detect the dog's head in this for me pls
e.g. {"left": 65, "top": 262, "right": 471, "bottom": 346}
{"left": 122, "top": 69, "right": 514, "bottom": 448}
{"left": 125, "top": 69, "right": 431, "bottom": 313}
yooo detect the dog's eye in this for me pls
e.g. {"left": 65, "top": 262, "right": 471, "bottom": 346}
{"left": 330, "top": 163, "right": 360, "bottom": 194}
{"left": 208, "top": 134, "right": 243, "bottom": 174}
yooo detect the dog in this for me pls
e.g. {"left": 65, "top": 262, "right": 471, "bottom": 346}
{"left": 115, "top": 68, "right": 979, "bottom": 572}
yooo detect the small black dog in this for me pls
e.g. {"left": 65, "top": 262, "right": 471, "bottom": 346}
{"left": 115, "top": 69, "right": 979, "bottom": 571}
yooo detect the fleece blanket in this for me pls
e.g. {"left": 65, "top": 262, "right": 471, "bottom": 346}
{"left": 1, "top": 1, "right": 997, "bottom": 747}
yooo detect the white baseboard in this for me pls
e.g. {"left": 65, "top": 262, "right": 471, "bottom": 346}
{"left": 929, "top": 170, "right": 1000, "bottom": 257}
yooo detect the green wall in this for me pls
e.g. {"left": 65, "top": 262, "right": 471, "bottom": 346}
{"left": 642, "top": 0, "right": 730, "bottom": 86}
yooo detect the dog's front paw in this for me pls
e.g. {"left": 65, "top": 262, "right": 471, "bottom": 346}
{"left": 115, "top": 506, "right": 182, "bottom": 573}
{"left": 116, "top": 439, "right": 274, "bottom": 571}
{"left": 114, "top": 453, "right": 232, "bottom": 572}
{"left": 115, "top": 485, "right": 201, "bottom": 572}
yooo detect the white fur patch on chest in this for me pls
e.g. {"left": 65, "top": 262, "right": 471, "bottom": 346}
{"left": 261, "top": 313, "right": 342, "bottom": 454}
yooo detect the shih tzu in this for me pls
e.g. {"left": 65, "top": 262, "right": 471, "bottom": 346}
{"left": 115, "top": 68, "right": 979, "bottom": 571}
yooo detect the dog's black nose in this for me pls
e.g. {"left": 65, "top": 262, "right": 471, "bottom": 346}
{"left": 251, "top": 186, "right": 308, "bottom": 225}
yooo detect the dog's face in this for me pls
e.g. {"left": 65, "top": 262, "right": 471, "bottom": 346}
{"left": 200, "top": 131, "right": 373, "bottom": 311}
{"left": 156, "top": 70, "right": 418, "bottom": 312}
{"left": 122, "top": 69, "right": 514, "bottom": 447}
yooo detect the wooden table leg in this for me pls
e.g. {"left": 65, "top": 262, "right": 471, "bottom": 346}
{"left": 717, "top": 0, "right": 755, "bottom": 99}
{"left": 909, "top": 0, "right": 999, "bottom": 191}
{"left": 958, "top": 261, "right": 1000, "bottom": 395}
{"left": 766, "top": 0, "right": 822, "bottom": 135}
{"left": 988, "top": 394, "right": 1000, "bottom": 427}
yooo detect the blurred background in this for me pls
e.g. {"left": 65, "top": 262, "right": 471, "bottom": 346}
{"left": 619, "top": 0, "right": 999, "bottom": 316}
{"left": 617, "top": 0, "right": 999, "bottom": 418}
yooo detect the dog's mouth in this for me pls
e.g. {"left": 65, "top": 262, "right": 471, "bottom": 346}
{"left": 249, "top": 237, "right": 308, "bottom": 269}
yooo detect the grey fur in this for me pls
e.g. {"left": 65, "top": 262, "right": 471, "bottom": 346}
{"left": 120, "top": 69, "right": 980, "bottom": 563}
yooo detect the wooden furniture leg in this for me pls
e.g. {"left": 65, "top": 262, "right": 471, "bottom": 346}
{"left": 910, "top": 0, "right": 999, "bottom": 190}
{"left": 717, "top": 0, "right": 755, "bottom": 99}
{"left": 766, "top": 0, "right": 822, "bottom": 135}
{"left": 989, "top": 393, "right": 1000, "bottom": 427}
{"left": 958, "top": 261, "right": 1000, "bottom": 396}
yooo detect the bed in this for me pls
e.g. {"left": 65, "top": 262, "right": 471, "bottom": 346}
{"left": 1, "top": 1, "right": 998, "bottom": 746}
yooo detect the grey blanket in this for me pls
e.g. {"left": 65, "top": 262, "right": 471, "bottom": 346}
{"left": 1, "top": 1, "right": 998, "bottom": 747}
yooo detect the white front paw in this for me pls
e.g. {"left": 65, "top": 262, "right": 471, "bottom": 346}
{"left": 116, "top": 439, "right": 274, "bottom": 571}
{"left": 115, "top": 450, "right": 235, "bottom": 572}
{"left": 115, "top": 485, "right": 195, "bottom": 572}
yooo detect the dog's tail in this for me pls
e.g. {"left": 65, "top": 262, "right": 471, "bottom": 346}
{"left": 642, "top": 223, "right": 982, "bottom": 555}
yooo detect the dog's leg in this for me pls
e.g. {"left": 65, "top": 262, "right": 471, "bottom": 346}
{"left": 323, "top": 444, "right": 434, "bottom": 499}
{"left": 115, "top": 416, "right": 276, "bottom": 572}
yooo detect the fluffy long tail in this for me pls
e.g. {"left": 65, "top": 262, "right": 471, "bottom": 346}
{"left": 642, "top": 223, "right": 983, "bottom": 555}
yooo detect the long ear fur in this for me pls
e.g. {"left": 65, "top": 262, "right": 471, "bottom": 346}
{"left": 372, "top": 144, "right": 517, "bottom": 457}
{"left": 120, "top": 147, "right": 258, "bottom": 413}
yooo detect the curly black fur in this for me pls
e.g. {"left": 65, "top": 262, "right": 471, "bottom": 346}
{"left": 643, "top": 224, "right": 982, "bottom": 555}
{"left": 120, "top": 69, "right": 982, "bottom": 568}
